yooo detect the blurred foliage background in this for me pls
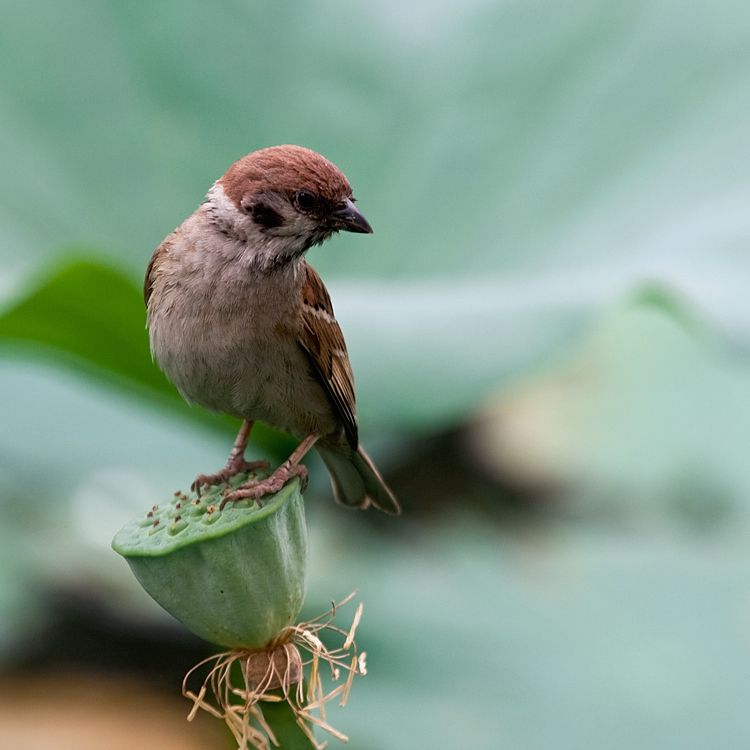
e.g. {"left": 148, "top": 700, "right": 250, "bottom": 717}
{"left": 2, "top": 0, "right": 750, "bottom": 747}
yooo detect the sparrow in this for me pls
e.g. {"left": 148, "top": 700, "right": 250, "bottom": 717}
{"left": 144, "top": 145, "right": 400, "bottom": 514}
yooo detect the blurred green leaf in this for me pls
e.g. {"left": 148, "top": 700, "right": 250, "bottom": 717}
{"left": 302, "top": 512, "right": 750, "bottom": 750}
{"left": 469, "top": 295, "right": 750, "bottom": 522}
{"left": 628, "top": 284, "right": 707, "bottom": 341}
{"left": 0, "top": 258, "right": 169, "bottom": 397}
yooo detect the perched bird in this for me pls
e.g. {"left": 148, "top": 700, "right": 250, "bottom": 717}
{"left": 144, "top": 145, "right": 400, "bottom": 514}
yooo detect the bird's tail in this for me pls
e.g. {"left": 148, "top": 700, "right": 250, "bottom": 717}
{"left": 316, "top": 442, "right": 401, "bottom": 515}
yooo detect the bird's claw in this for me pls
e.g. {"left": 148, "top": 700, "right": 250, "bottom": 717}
{"left": 219, "top": 463, "right": 308, "bottom": 509}
{"left": 191, "top": 459, "right": 271, "bottom": 496}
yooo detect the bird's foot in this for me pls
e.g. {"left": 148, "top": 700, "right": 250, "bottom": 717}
{"left": 220, "top": 462, "right": 308, "bottom": 509}
{"left": 191, "top": 458, "right": 271, "bottom": 495}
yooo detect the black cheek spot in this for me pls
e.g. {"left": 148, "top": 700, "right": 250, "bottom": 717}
{"left": 249, "top": 202, "right": 284, "bottom": 229}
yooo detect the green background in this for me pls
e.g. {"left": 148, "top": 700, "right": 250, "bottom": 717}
{"left": 2, "top": 0, "right": 750, "bottom": 747}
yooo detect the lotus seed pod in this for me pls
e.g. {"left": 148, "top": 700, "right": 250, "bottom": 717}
{"left": 112, "top": 473, "right": 307, "bottom": 649}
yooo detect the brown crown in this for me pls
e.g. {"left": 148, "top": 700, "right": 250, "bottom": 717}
{"left": 219, "top": 145, "right": 353, "bottom": 210}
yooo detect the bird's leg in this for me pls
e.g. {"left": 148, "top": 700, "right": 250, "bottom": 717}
{"left": 220, "top": 432, "right": 320, "bottom": 508}
{"left": 191, "top": 420, "right": 270, "bottom": 494}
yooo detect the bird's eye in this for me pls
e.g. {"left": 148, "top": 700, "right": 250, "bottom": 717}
{"left": 294, "top": 190, "right": 317, "bottom": 212}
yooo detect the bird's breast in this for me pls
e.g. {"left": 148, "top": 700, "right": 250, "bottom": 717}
{"left": 147, "top": 246, "right": 335, "bottom": 436}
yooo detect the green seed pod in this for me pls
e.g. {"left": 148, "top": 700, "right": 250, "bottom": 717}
{"left": 112, "top": 474, "right": 307, "bottom": 650}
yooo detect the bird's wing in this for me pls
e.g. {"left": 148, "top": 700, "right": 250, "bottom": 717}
{"left": 143, "top": 234, "right": 174, "bottom": 306}
{"left": 298, "top": 262, "right": 358, "bottom": 449}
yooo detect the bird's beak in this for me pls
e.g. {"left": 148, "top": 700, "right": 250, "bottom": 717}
{"left": 330, "top": 198, "right": 373, "bottom": 234}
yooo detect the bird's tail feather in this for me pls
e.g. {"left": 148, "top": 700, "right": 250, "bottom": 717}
{"left": 317, "top": 443, "right": 401, "bottom": 515}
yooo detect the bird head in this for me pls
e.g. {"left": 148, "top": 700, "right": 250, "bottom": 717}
{"left": 207, "top": 145, "right": 372, "bottom": 267}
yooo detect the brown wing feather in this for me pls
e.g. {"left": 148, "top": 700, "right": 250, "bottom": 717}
{"left": 298, "top": 262, "right": 358, "bottom": 449}
{"left": 144, "top": 235, "right": 173, "bottom": 306}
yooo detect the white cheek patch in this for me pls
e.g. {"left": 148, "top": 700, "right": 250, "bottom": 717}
{"left": 271, "top": 212, "right": 316, "bottom": 237}
{"left": 207, "top": 182, "right": 242, "bottom": 220}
